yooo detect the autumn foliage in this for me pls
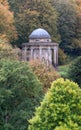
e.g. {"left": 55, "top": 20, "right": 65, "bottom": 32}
{"left": 0, "top": 0, "right": 17, "bottom": 41}
{"left": 0, "top": 34, "right": 20, "bottom": 60}
{"left": 29, "top": 59, "right": 60, "bottom": 92}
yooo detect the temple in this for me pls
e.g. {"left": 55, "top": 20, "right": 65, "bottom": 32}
{"left": 22, "top": 28, "right": 58, "bottom": 67}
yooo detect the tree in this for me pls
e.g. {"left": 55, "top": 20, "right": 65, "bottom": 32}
{"left": 28, "top": 78, "right": 81, "bottom": 130}
{"left": 72, "top": 0, "right": 81, "bottom": 56}
{"left": 8, "top": 0, "right": 60, "bottom": 47}
{"left": 0, "top": 60, "right": 43, "bottom": 130}
{"left": 29, "top": 59, "right": 60, "bottom": 92}
{"left": 50, "top": 0, "right": 77, "bottom": 55}
{"left": 0, "top": 34, "right": 20, "bottom": 60}
{"left": 75, "top": 0, "right": 81, "bottom": 40}
{"left": 68, "top": 56, "right": 81, "bottom": 87}
{"left": 0, "top": 0, "right": 17, "bottom": 41}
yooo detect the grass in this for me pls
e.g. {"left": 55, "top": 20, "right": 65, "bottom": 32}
{"left": 58, "top": 65, "right": 70, "bottom": 78}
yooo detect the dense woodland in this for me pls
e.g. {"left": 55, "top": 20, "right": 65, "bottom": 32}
{"left": 0, "top": 0, "right": 81, "bottom": 130}
{"left": 0, "top": 0, "right": 81, "bottom": 58}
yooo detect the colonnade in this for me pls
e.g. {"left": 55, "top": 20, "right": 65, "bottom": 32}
{"left": 22, "top": 45, "right": 58, "bottom": 66}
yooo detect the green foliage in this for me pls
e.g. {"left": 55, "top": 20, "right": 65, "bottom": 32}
{"left": 54, "top": 125, "right": 70, "bottom": 130}
{"left": 71, "top": 0, "right": 81, "bottom": 56}
{"left": 0, "top": 60, "right": 43, "bottom": 130}
{"left": 50, "top": 0, "right": 78, "bottom": 55}
{"left": 58, "top": 48, "right": 67, "bottom": 65}
{"left": 68, "top": 56, "right": 81, "bottom": 87}
{"left": 28, "top": 78, "right": 81, "bottom": 130}
{"left": 58, "top": 65, "right": 69, "bottom": 78}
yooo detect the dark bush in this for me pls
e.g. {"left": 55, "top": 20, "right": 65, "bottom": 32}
{"left": 68, "top": 56, "right": 81, "bottom": 87}
{"left": 58, "top": 48, "right": 67, "bottom": 65}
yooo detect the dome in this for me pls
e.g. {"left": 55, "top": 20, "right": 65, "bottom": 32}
{"left": 29, "top": 28, "right": 51, "bottom": 39}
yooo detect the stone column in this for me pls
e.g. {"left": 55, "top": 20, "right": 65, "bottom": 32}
{"left": 56, "top": 46, "right": 58, "bottom": 65}
{"left": 24, "top": 46, "right": 27, "bottom": 61}
{"left": 39, "top": 47, "right": 42, "bottom": 60}
{"left": 22, "top": 48, "right": 24, "bottom": 61}
{"left": 30, "top": 47, "right": 33, "bottom": 60}
{"left": 48, "top": 47, "right": 52, "bottom": 64}
{"left": 54, "top": 47, "right": 58, "bottom": 66}
{"left": 22, "top": 46, "right": 27, "bottom": 61}
{"left": 54, "top": 48, "right": 56, "bottom": 65}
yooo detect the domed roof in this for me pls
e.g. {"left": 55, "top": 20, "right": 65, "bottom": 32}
{"left": 29, "top": 28, "right": 51, "bottom": 39}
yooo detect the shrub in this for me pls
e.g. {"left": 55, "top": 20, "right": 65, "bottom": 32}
{"left": 28, "top": 78, "right": 81, "bottom": 130}
{"left": 0, "top": 60, "right": 43, "bottom": 130}
{"left": 29, "top": 59, "right": 60, "bottom": 92}
{"left": 68, "top": 56, "right": 81, "bottom": 87}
